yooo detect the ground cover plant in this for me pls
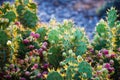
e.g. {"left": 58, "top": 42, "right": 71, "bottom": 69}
{"left": 0, "top": 0, "right": 120, "bottom": 80}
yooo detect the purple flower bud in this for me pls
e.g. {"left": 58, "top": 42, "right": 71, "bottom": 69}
{"left": 30, "top": 32, "right": 35, "bottom": 37}
{"left": 25, "top": 71, "right": 30, "bottom": 76}
{"left": 23, "top": 39, "right": 29, "bottom": 44}
{"left": 43, "top": 42, "right": 48, "bottom": 46}
{"left": 43, "top": 64, "right": 49, "bottom": 69}
{"left": 97, "top": 52, "right": 103, "bottom": 58}
{"left": 37, "top": 73, "right": 42, "bottom": 78}
{"left": 89, "top": 48, "right": 94, "bottom": 53}
{"left": 42, "top": 71, "right": 48, "bottom": 75}
{"left": 108, "top": 67, "right": 114, "bottom": 73}
{"left": 103, "top": 49, "right": 109, "bottom": 55}
{"left": 110, "top": 53, "right": 116, "bottom": 58}
{"left": 20, "top": 77, "right": 26, "bottom": 80}
{"left": 103, "top": 63, "right": 111, "bottom": 69}
{"left": 35, "top": 33, "right": 40, "bottom": 39}
{"left": 15, "top": 21, "right": 20, "bottom": 26}
{"left": 34, "top": 64, "right": 38, "bottom": 68}
{"left": 105, "top": 54, "right": 111, "bottom": 58}
{"left": 41, "top": 45, "right": 47, "bottom": 50}
{"left": 19, "top": 60, "right": 24, "bottom": 64}
{"left": 38, "top": 48, "right": 43, "bottom": 53}
{"left": 28, "top": 45, "right": 34, "bottom": 49}
{"left": 118, "top": 47, "right": 120, "bottom": 52}
{"left": 5, "top": 75, "right": 11, "bottom": 79}
{"left": 9, "top": 64, "right": 14, "bottom": 68}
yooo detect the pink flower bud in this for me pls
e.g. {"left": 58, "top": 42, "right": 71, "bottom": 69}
{"left": 97, "top": 52, "right": 103, "bottom": 58}
{"left": 103, "top": 49, "right": 109, "bottom": 55}
{"left": 19, "top": 60, "right": 24, "bottom": 64}
{"left": 5, "top": 75, "right": 11, "bottom": 79}
{"left": 30, "top": 32, "right": 35, "bottom": 37}
{"left": 43, "top": 64, "right": 49, "bottom": 69}
{"left": 15, "top": 21, "right": 20, "bottom": 26}
{"left": 38, "top": 48, "right": 43, "bottom": 54}
{"left": 42, "top": 71, "right": 48, "bottom": 75}
{"left": 105, "top": 54, "right": 111, "bottom": 58}
{"left": 25, "top": 71, "right": 30, "bottom": 76}
{"left": 41, "top": 45, "right": 47, "bottom": 50}
{"left": 110, "top": 53, "right": 116, "bottom": 58}
{"left": 37, "top": 73, "right": 42, "bottom": 78}
{"left": 23, "top": 39, "right": 29, "bottom": 44}
{"left": 118, "top": 47, "right": 120, "bottom": 52}
{"left": 34, "top": 64, "right": 38, "bottom": 68}
{"left": 108, "top": 67, "right": 114, "bottom": 73}
{"left": 9, "top": 64, "right": 14, "bottom": 68}
{"left": 20, "top": 77, "right": 26, "bottom": 80}
{"left": 103, "top": 63, "right": 111, "bottom": 69}
{"left": 35, "top": 33, "right": 40, "bottom": 39}
{"left": 28, "top": 45, "right": 34, "bottom": 49}
{"left": 43, "top": 42, "right": 48, "bottom": 46}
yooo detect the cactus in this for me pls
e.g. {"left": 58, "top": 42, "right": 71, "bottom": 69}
{"left": 16, "top": 0, "right": 38, "bottom": 28}
{"left": 96, "top": 19, "right": 108, "bottom": 36}
{"left": 93, "top": 7, "right": 120, "bottom": 51}
{"left": 0, "top": 2, "right": 11, "bottom": 14}
{"left": 47, "top": 71, "right": 63, "bottom": 80}
{"left": 75, "top": 41, "right": 87, "bottom": 56}
{"left": 20, "top": 10, "right": 38, "bottom": 28}
{"left": 3, "top": 11, "right": 16, "bottom": 22}
{"left": 107, "top": 7, "right": 117, "bottom": 28}
{"left": 78, "top": 61, "right": 92, "bottom": 78}
{"left": 48, "top": 46, "right": 63, "bottom": 68}
{"left": 66, "top": 67, "right": 72, "bottom": 80}
{"left": 36, "top": 27, "right": 47, "bottom": 42}
{"left": 16, "top": 4, "right": 25, "bottom": 16}
{"left": 48, "top": 30, "right": 59, "bottom": 44}
{"left": 0, "top": 30, "right": 8, "bottom": 46}
{"left": 115, "top": 24, "right": 120, "bottom": 49}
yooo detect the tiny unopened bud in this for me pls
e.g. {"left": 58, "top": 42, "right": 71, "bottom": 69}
{"left": 7, "top": 40, "right": 12, "bottom": 46}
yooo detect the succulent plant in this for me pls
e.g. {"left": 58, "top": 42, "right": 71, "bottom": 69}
{"left": 20, "top": 9, "right": 38, "bottom": 28}
{"left": 47, "top": 71, "right": 63, "bottom": 80}
{"left": 0, "top": 30, "right": 8, "bottom": 46}
{"left": 16, "top": 4, "right": 25, "bottom": 16}
{"left": 107, "top": 7, "right": 117, "bottom": 28}
{"left": 3, "top": 11, "right": 16, "bottom": 23}
{"left": 78, "top": 61, "right": 92, "bottom": 78}
{"left": 93, "top": 7, "right": 120, "bottom": 51}
{"left": 36, "top": 27, "right": 47, "bottom": 42}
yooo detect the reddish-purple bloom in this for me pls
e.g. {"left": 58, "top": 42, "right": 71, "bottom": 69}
{"left": 28, "top": 45, "right": 34, "bottom": 49}
{"left": 103, "top": 63, "right": 111, "bottom": 69}
{"left": 103, "top": 49, "right": 109, "bottom": 55}
{"left": 35, "top": 33, "right": 40, "bottom": 39}
{"left": 23, "top": 39, "right": 30, "bottom": 44}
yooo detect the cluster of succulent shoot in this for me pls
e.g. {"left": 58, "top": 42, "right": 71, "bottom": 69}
{"left": 0, "top": 0, "right": 120, "bottom": 80}
{"left": 2, "top": 51, "right": 49, "bottom": 80}
{"left": 46, "top": 20, "right": 88, "bottom": 68}
{"left": 0, "top": 30, "right": 50, "bottom": 80}
{"left": 45, "top": 49, "right": 92, "bottom": 80}
{"left": 86, "top": 47, "right": 120, "bottom": 79}
{"left": 93, "top": 7, "right": 120, "bottom": 51}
